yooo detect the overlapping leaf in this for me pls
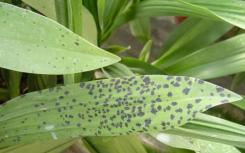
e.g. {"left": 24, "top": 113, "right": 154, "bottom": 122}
{"left": 135, "top": 0, "right": 245, "bottom": 29}
{"left": 163, "top": 34, "right": 245, "bottom": 79}
{"left": 155, "top": 133, "right": 241, "bottom": 153}
{"left": 0, "top": 75, "right": 241, "bottom": 148}
{"left": 153, "top": 18, "right": 232, "bottom": 69}
{"left": 0, "top": 2, "right": 119, "bottom": 74}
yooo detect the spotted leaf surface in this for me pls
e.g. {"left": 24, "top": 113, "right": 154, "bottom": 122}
{"left": 0, "top": 2, "right": 120, "bottom": 74}
{"left": 0, "top": 75, "right": 241, "bottom": 148}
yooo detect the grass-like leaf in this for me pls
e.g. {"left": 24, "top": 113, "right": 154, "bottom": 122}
{"left": 0, "top": 75, "right": 241, "bottom": 148}
{"left": 163, "top": 34, "right": 245, "bottom": 79}
{"left": 0, "top": 2, "right": 120, "bottom": 74}
{"left": 135, "top": 0, "right": 245, "bottom": 29}
{"left": 153, "top": 18, "right": 232, "bottom": 69}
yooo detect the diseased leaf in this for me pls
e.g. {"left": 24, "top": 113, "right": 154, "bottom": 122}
{"left": 0, "top": 2, "right": 120, "bottom": 74}
{"left": 0, "top": 75, "right": 241, "bottom": 148}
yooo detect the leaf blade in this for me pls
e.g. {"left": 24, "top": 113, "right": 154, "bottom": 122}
{"left": 0, "top": 2, "right": 120, "bottom": 74}
{"left": 0, "top": 75, "right": 241, "bottom": 148}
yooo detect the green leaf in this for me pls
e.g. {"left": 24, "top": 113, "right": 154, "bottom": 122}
{"left": 139, "top": 40, "right": 152, "bottom": 62}
{"left": 135, "top": 0, "right": 245, "bottom": 29}
{"left": 86, "top": 136, "right": 148, "bottom": 153}
{"left": 82, "top": 6, "right": 98, "bottom": 45}
{"left": 0, "top": 139, "right": 75, "bottom": 153}
{"left": 141, "top": 134, "right": 194, "bottom": 153}
{"left": 163, "top": 34, "right": 245, "bottom": 79}
{"left": 22, "top": 0, "right": 57, "bottom": 20}
{"left": 155, "top": 133, "right": 241, "bottom": 153}
{"left": 153, "top": 18, "right": 232, "bottom": 69}
{"left": 0, "top": 2, "right": 120, "bottom": 74}
{"left": 67, "top": 0, "right": 83, "bottom": 36}
{"left": 232, "top": 97, "right": 245, "bottom": 110}
{"left": 97, "top": 0, "right": 134, "bottom": 43}
{"left": 129, "top": 18, "right": 151, "bottom": 43}
{"left": 121, "top": 57, "right": 165, "bottom": 75}
{"left": 166, "top": 113, "right": 245, "bottom": 148}
{"left": 104, "top": 45, "right": 131, "bottom": 54}
{"left": 0, "top": 75, "right": 241, "bottom": 148}
{"left": 102, "top": 63, "right": 134, "bottom": 78}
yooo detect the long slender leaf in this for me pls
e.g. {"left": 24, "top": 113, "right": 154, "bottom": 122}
{"left": 129, "top": 18, "right": 151, "bottom": 43}
{"left": 0, "top": 75, "right": 241, "bottom": 148}
{"left": 0, "top": 2, "right": 120, "bottom": 74}
{"left": 121, "top": 57, "right": 165, "bottom": 75}
{"left": 135, "top": 0, "right": 245, "bottom": 29}
{"left": 139, "top": 40, "right": 152, "bottom": 62}
{"left": 155, "top": 133, "right": 241, "bottom": 153}
{"left": 153, "top": 18, "right": 232, "bottom": 69}
{"left": 102, "top": 63, "right": 134, "bottom": 78}
{"left": 163, "top": 34, "right": 245, "bottom": 79}
{"left": 166, "top": 113, "right": 245, "bottom": 148}
{"left": 86, "top": 136, "right": 148, "bottom": 153}
{"left": 0, "top": 139, "right": 75, "bottom": 153}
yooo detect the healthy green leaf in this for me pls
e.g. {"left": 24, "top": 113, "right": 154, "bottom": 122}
{"left": 22, "top": 0, "right": 57, "bottom": 20}
{"left": 153, "top": 18, "right": 232, "bottom": 69}
{"left": 0, "top": 75, "right": 241, "bottom": 148}
{"left": 155, "top": 133, "right": 241, "bottom": 153}
{"left": 0, "top": 139, "right": 75, "bottom": 153}
{"left": 86, "top": 136, "right": 148, "bottom": 153}
{"left": 166, "top": 113, "right": 245, "bottom": 148}
{"left": 0, "top": 2, "right": 120, "bottom": 74}
{"left": 129, "top": 18, "right": 151, "bottom": 43}
{"left": 139, "top": 40, "right": 152, "bottom": 62}
{"left": 141, "top": 134, "right": 194, "bottom": 153}
{"left": 135, "top": 0, "right": 245, "bottom": 29}
{"left": 121, "top": 57, "right": 165, "bottom": 75}
{"left": 97, "top": 0, "right": 134, "bottom": 43}
{"left": 163, "top": 34, "right": 245, "bottom": 79}
{"left": 232, "top": 97, "right": 245, "bottom": 110}
{"left": 102, "top": 63, "right": 134, "bottom": 78}
{"left": 104, "top": 45, "right": 131, "bottom": 54}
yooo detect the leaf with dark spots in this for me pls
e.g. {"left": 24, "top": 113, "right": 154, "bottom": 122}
{"left": 0, "top": 75, "right": 241, "bottom": 148}
{"left": 0, "top": 2, "right": 120, "bottom": 74}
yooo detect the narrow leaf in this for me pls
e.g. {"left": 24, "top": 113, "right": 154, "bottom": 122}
{"left": 166, "top": 113, "right": 245, "bottom": 148}
{"left": 139, "top": 40, "right": 152, "bottom": 62}
{"left": 129, "top": 18, "right": 151, "bottom": 43}
{"left": 164, "top": 34, "right": 245, "bottom": 79}
{"left": 153, "top": 18, "right": 232, "bottom": 69}
{"left": 121, "top": 57, "right": 165, "bottom": 75}
{"left": 135, "top": 0, "right": 245, "bottom": 29}
{"left": 155, "top": 133, "right": 241, "bottom": 153}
